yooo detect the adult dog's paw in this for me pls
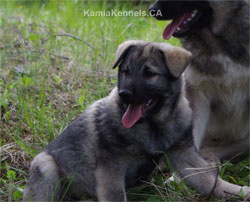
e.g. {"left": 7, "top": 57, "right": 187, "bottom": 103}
{"left": 241, "top": 186, "right": 250, "bottom": 196}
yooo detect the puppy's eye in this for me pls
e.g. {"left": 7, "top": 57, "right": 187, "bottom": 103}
{"left": 144, "top": 69, "right": 158, "bottom": 78}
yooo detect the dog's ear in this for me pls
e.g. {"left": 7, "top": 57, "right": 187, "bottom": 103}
{"left": 112, "top": 40, "right": 148, "bottom": 69}
{"left": 158, "top": 43, "right": 192, "bottom": 78}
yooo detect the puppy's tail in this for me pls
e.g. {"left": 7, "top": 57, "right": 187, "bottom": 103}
{"left": 23, "top": 152, "right": 61, "bottom": 202}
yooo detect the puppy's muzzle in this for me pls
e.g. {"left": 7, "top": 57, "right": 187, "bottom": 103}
{"left": 119, "top": 89, "right": 133, "bottom": 102}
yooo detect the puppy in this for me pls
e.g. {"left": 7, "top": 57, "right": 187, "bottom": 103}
{"left": 23, "top": 40, "right": 193, "bottom": 201}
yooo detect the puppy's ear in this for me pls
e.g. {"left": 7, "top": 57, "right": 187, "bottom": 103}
{"left": 112, "top": 40, "right": 148, "bottom": 69}
{"left": 158, "top": 43, "right": 192, "bottom": 78}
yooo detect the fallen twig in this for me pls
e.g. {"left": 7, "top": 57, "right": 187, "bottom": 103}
{"left": 42, "top": 32, "right": 104, "bottom": 58}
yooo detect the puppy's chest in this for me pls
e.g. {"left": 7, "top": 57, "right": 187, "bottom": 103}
{"left": 125, "top": 125, "right": 170, "bottom": 154}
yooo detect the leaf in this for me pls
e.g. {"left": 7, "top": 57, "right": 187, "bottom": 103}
{"left": 78, "top": 94, "right": 84, "bottom": 106}
{"left": 52, "top": 74, "right": 62, "bottom": 85}
{"left": 23, "top": 27, "right": 30, "bottom": 39}
{"left": 4, "top": 110, "right": 12, "bottom": 121}
{"left": 229, "top": 176, "right": 237, "bottom": 184}
{"left": 7, "top": 170, "right": 16, "bottom": 180}
{"left": 239, "top": 188, "right": 244, "bottom": 195}
{"left": 0, "top": 17, "right": 5, "bottom": 26}
{"left": 0, "top": 190, "right": 7, "bottom": 195}
{"left": 163, "top": 153, "right": 174, "bottom": 173}
{"left": 28, "top": 33, "right": 39, "bottom": 43}
{"left": 14, "top": 189, "right": 23, "bottom": 200}
{"left": 23, "top": 76, "right": 31, "bottom": 87}
{"left": 1, "top": 179, "right": 6, "bottom": 183}
{"left": 146, "top": 196, "right": 161, "bottom": 202}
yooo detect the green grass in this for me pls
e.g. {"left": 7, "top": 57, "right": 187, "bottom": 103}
{"left": 0, "top": 1, "right": 249, "bottom": 201}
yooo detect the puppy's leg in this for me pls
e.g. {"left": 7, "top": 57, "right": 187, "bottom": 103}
{"left": 23, "top": 152, "right": 61, "bottom": 201}
{"left": 95, "top": 164, "right": 126, "bottom": 202}
{"left": 168, "top": 145, "right": 250, "bottom": 198}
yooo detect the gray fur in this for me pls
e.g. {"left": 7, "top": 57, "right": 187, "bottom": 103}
{"left": 183, "top": 0, "right": 250, "bottom": 160}
{"left": 150, "top": 0, "right": 250, "bottom": 198}
{"left": 23, "top": 41, "right": 193, "bottom": 201}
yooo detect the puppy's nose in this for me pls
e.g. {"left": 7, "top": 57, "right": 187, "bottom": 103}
{"left": 119, "top": 90, "right": 133, "bottom": 100}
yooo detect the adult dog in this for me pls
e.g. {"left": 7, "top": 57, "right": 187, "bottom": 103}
{"left": 23, "top": 40, "right": 194, "bottom": 201}
{"left": 149, "top": 0, "right": 250, "bottom": 198}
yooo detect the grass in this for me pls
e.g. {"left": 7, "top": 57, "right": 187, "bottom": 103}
{"left": 0, "top": 1, "right": 249, "bottom": 201}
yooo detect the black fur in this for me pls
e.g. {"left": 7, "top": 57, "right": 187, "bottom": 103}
{"left": 150, "top": 0, "right": 249, "bottom": 70}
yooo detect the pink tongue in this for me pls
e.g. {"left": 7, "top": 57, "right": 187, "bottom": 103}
{"left": 122, "top": 104, "right": 143, "bottom": 128}
{"left": 163, "top": 12, "right": 192, "bottom": 40}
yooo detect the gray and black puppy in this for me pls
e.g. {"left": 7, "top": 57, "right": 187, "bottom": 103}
{"left": 23, "top": 40, "right": 193, "bottom": 201}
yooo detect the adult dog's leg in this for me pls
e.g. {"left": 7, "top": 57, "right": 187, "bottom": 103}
{"left": 168, "top": 144, "right": 250, "bottom": 198}
{"left": 190, "top": 91, "right": 211, "bottom": 150}
{"left": 95, "top": 164, "right": 126, "bottom": 202}
{"left": 22, "top": 152, "right": 61, "bottom": 201}
{"left": 201, "top": 135, "right": 250, "bottom": 162}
